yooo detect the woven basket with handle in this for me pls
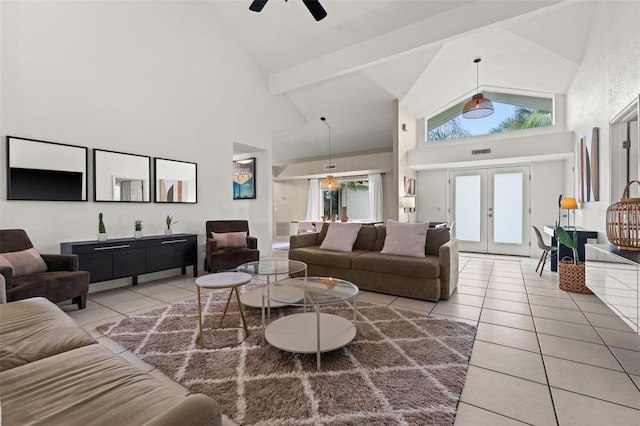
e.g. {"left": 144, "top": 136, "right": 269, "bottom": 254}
{"left": 558, "top": 258, "right": 591, "bottom": 294}
{"left": 606, "top": 180, "right": 640, "bottom": 251}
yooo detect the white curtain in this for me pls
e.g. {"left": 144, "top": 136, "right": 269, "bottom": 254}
{"left": 368, "top": 173, "right": 383, "bottom": 221}
{"left": 306, "top": 178, "right": 320, "bottom": 220}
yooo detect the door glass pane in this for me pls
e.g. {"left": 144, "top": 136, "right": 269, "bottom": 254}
{"left": 494, "top": 172, "right": 523, "bottom": 244}
{"left": 455, "top": 175, "right": 481, "bottom": 242}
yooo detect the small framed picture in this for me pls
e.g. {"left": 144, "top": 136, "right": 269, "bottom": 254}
{"left": 404, "top": 176, "right": 416, "bottom": 195}
{"left": 233, "top": 157, "right": 256, "bottom": 200}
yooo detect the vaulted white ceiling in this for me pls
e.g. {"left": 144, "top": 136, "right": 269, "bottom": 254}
{"left": 206, "top": 0, "right": 595, "bottom": 163}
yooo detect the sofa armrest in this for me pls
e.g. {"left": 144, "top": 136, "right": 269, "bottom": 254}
{"left": 247, "top": 236, "right": 258, "bottom": 250}
{"left": 290, "top": 232, "right": 319, "bottom": 250}
{"left": 142, "top": 394, "right": 221, "bottom": 426}
{"left": 0, "top": 265, "right": 14, "bottom": 290}
{"left": 206, "top": 238, "right": 219, "bottom": 257}
{"left": 41, "top": 254, "right": 79, "bottom": 272}
{"left": 439, "top": 239, "right": 459, "bottom": 300}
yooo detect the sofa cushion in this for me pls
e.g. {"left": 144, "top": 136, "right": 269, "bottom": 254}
{"left": 0, "top": 344, "right": 210, "bottom": 425}
{"left": 381, "top": 220, "right": 428, "bottom": 257}
{"left": 289, "top": 247, "right": 365, "bottom": 269}
{"left": 353, "top": 225, "right": 378, "bottom": 251}
{"left": 0, "top": 247, "right": 47, "bottom": 277}
{"left": 319, "top": 223, "right": 362, "bottom": 252}
{"left": 0, "top": 297, "right": 95, "bottom": 371}
{"left": 352, "top": 252, "right": 440, "bottom": 279}
{"left": 426, "top": 227, "right": 450, "bottom": 256}
{"left": 211, "top": 231, "right": 247, "bottom": 248}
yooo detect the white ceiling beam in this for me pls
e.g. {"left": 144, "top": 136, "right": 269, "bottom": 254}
{"left": 268, "top": 1, "right": 560, "bottom": 95}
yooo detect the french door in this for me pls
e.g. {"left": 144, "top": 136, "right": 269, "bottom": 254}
{"left": 449, "top": 166, "right": 530, "bottom": 256}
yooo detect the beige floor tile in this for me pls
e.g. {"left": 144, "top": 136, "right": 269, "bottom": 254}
{"left": 58, "top": 299, "right": 103, "bottom": 312}
{"left": 470, "top": 341, "right": 547, "bottom": 384}
{"left": 487, "top": 275, "right": 524, "bottom": 285}
{"left": 475, "top": 322, "right": 540, "bottom": 353}
{"left": 457, "top": 278, "right": 489, "bottom": 288}
{"left": 551, "top": 387, "right": 640, "bottom": 426}
{"left": 631, "top": 374, "right": 640, "bottom": 388}
{"left": 455, "top": 285, "right": 487, "bottom": 297}
{"left": 110, "top": 298, "right": 169, "bottom": 314}
{"left": 427, "top": 314, "right": 478, "bottom": 327}
{"left": 534, "top": 317, "right": 604, "bottom": 344}
{"left": 459, "top": 273, "right": 491, "bottom": 283}
{"left": 130, "top": 283, "right": 181, "bottom": 296}
{"left": 528, "top": 294, "right": 579, "bottom": 310}
{"left": 610, "top": 346, "right": 640, "bottom": 375}
{"left": 490, "top": 271, "right": 524, "bottom": 280}
{"left": 431, "top": 301, "right": 482, "bottom": 321}
{"left": 574, "top": 299, "right": 617, "bottom": 316}
{"left": 568, "top": 292, "right": 601, "bottom": 302}
{"left": 356, "top": 290, "right": 396, "bottom": 305}
{"left": 126, "top": 302, "right": 171, "bottom": 317}
{"left": 595, "top": 327, "right": 640, "bottom": 352}
{"left": 487, "top": 281, "right": 527, "bottom": 293}
{"left": 526, "top": 286, "right": 573, "bottom": 299}
{"left": 523, "top": 278, "right": 558, "bottom": 289}
{"left": 480, "top": 309, "right": 535, "bottom": 332}
{"left": 390, "top": 297, "right": 436, "bottom": 313}
{"left": 482, "top": 298, "right": 531, "bottom": 315}
{"left": 66, "top": 306, "right": 124, "bottom": 326}
{"left": 485, "top": 289, "right": 529, "bottom": 303}
{"left": 445, "top": 292, "right": 485, "bottom": 307}
{"left": 148, "top": 288, "right": 197, "bottom": 303}
{"left": 530, "top": 304, "right": 589, "bottom": 325}
{"left": 585, "top": 311, "right": 637, "bottom": 332}
{"left": 538, "top": 334, "right": 623, "bottom": 371}
{"left": 89, "top": 289, "right": 147, "bottom": 307}
{"left": 544, "top": 356, "right": 640, "bottom": 409}
{"left": 454, "top": 402, "right": 528, "bottom": 425}
{"left": 460, "top": 366, "right": 556, "bottom": 426}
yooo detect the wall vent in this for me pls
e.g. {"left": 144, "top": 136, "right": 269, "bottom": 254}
{"left": 276, "top": 221, "right": 290, "bottom": 236}
{"left": 471, "top": 148, "right": 491, "bottom": 155}
{"left": 323, "top": 164, "right": 337, "bottom": 171}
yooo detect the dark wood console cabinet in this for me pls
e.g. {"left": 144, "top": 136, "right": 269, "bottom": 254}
{"left": 61, "top": 233, "right": 198, "bottom": 285}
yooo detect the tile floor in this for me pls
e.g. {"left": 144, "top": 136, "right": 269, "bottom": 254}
{"left": 59, "top": 250, "right": 640, "bottom": 426}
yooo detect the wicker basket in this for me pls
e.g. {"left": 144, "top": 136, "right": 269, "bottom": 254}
{"left": 558, "top": 259, "right": 592, "bottom": 294}
{"left": 607, "top": 180, "right": 640, "bottom": 251}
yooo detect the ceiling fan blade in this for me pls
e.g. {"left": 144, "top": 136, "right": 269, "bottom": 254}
{"left": 249, "top": 0, "right": 268, "bottom": 12}
{"left": 302, "top": 0, "right": 327, "bottom": 21}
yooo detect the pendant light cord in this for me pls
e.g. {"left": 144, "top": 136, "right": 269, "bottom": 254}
{"left": 321, "top": 116, "right": 331, "bottom": 165}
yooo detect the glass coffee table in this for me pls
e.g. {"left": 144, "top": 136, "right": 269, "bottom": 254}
{"left": 236, "top": 259, "right": 307, "bottom": 310}
{"left": 261, "top": 277, "right": 359, "bottom": 371}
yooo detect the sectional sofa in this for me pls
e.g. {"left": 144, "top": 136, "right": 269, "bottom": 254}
{"left": 0, "top": 297, "right": 221, "bottom": 425}
{"left": 289, "top": 223, "right": 458, "bottom": 302}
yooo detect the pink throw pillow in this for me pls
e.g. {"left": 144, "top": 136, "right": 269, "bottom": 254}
{"left": 380, "top": 220, "right": 428, "bottom": 257}
{"left": 0, "top": 247, "right": 48, "bottom": 276}
{"left": 211, "top": 231, "right": 248, "bottom": 249}
{"left": 319, "top": 223, "right": 362, "bottom": 252}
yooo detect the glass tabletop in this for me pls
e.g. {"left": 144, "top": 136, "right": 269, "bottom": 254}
{"left": 237, "top": 259, "right": 306, "bottom": 276}
{"left": 263, "top": 277, "right": 358, "bottom": 306}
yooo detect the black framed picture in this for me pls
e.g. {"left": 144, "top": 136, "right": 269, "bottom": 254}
{"left": 93, "top": 149, "right": 151, "bottom": 202}
{"left": 154, "top": 158, "right": 197, "bottom": 203}
{"left": 233, "top": 157, "right": 256, "bottom": 200}
{"left": 7, "top": 136, "right": 88, "bottom": 201}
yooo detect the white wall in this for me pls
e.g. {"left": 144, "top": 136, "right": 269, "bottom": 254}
{"left": 565, "top": 1, "right": 640, "bottom": 241}
{"left": 0, "top": 2, "right": 281, "bottom": 266}
{"left": 395, "top": 100, "right": 418, "bottom": 222}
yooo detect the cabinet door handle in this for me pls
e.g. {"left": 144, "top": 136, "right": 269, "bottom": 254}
{"left": 161, "top": 239, "right": 187, "bottom": 244}
{"left": 94, "top": 245, "right": 131, "bottom": 251}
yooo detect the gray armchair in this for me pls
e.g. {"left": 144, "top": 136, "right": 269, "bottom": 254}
{"left": 0, "top": 229, "right": 89, "bottom": 309}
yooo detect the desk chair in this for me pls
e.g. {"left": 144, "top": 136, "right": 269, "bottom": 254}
{"left": 533, "top": 226, "right": 557, "bottom": 276}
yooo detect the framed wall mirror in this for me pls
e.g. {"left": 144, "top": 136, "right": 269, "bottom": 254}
{"left": 154, "top": 158, "right": 197, "bottom": 203}
{"left": 7, "top": 136, "right": 88, "bottom": 201}
{"left": 610, "top": 95, "right": 640, "bottom": 201}
{"left": 94, "top": 149, "right": 151, "bottom": 202}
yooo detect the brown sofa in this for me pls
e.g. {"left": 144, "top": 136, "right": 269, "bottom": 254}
{"left": 0, "top": 229, "right": 89, "bottom": 309}
{"left": 289, "top": 224, "right": 458, "bottom": 302}
{"left": 0, "top": 297, "right": 221, "bottom": 425}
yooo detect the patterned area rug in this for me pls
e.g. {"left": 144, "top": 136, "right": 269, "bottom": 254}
{"left": 96, "top": 280, "right": 476, "bottom": 425}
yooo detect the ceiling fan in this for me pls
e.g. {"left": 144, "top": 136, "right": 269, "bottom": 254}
{"left": 249, "top": 0, "right": 327, "bottom": 22}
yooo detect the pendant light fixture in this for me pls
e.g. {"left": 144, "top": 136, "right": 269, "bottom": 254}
{"left": 462, "top": 57, "right": 494, "bottom": 119}
{"left": 320, "top": 117, "right": 339, "bottom": 190}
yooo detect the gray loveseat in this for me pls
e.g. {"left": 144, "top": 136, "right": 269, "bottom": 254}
{"left": 289, "top": 224, "right": 458, "bottom": 302}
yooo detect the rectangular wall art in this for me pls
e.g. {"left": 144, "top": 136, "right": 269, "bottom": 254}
{"left": 404, "top": 176, "right": 416, "bottom": 195}
{"left": 233, "top": 157, "right": 256, "bottom": 200}
{"left": 579, "top": 127, "right": 599, "bottom": 203}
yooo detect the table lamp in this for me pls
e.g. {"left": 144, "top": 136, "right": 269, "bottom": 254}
{"left": 402, "top": 196, "right": 416, "bottom": 223}
{"left": 561, "top": 197, "right": 578, "bottom": 229}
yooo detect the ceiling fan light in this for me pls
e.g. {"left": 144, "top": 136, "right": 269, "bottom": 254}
{"left": 320, "top": 175, "right": 339, "bottom": 190}
{"left": 462, "top": 94, "right": 494, "bottom": 119}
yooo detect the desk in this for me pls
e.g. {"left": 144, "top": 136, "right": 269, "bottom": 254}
{"left": 543, "top": 226, "right": 598, "bottom": 272}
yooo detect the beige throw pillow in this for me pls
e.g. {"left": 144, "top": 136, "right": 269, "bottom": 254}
{"left": 319, "top": 223, "right": 362, "bottom": 252}
{"left": 380, "top": 219, "right": 428, "bottom": 257}
{"left": 0, "top": 247, "right": 48, "bottom": 276}
{"left": 211, "top": 231, "right": 248, "bottom": 249}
